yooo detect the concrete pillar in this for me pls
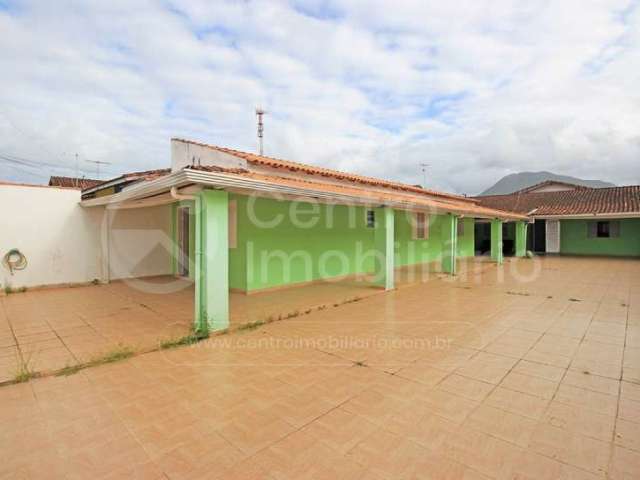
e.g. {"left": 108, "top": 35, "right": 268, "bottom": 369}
{"left": 100, "top": 207, "right": 111, "bottom": 284}
{"left": 441, "top": 214, "right": 458, "bottom": 274}
{"left": 374, "top": 207, "right": 395, "bottom": 290}
{"left": 171, "top": 203, "right": 178, "bottom": 276}
{"left": 194, "top": 190, "right": 229, "bottom": 332}
{"left": 515, "top": 221, "right": 527, "bottom": 258}
{"left": 490, "top": 219, "right": 504, "bottom": 264}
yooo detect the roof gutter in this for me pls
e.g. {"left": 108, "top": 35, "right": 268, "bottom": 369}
{"left": 80, "top": 169, "right": 526, "bottom": 220}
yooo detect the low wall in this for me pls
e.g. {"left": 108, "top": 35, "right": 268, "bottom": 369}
{"left": 0, "top": 183, "right": 172, "bottom": 290}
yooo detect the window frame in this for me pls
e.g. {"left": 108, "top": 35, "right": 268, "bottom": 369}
{"left": 412, "top": 212, "right": 429, "bottom": 240}
{"left": 366, "top": 209, "right": 376, "bottom": 228}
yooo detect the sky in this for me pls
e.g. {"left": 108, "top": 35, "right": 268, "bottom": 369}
{"left": 0, "top": 0, "right": 639, "bottom": 195}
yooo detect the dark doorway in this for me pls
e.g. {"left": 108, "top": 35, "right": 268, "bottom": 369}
{"left": 474, "top": 222, "right": 491, "bottom": 255}
{"left": 502, "top": 223, "right": 515, "bottom": 256}
{"left": 526, "top": 219, "right": 546, "bottom": 253}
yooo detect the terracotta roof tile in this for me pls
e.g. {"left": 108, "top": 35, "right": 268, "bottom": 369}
{"left": 474, "top": 186, "right": 640, "bottom": 216}
{"left": 49, "top": 176, "right": 102, "bottom": 189}
{"left": 513, "top": 180, "right": 591, "bottom": 194}
{"left": 190, "top": 165, "right": 526, "bottom": 220}
{"left": 173, "top": 138, "right": 472, "bottom": 203}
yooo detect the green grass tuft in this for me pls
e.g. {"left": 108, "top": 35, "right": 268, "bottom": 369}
{"left": 14, "top": 354, "right": 36, "bottom": 383}
{"left": 238, "top": 320, "right": 266, "bottom": 331}
{"left": 85, "top": 344, "right": 135, "bottom": 368}
{"left": 57, "top": 364, "right": 84, "bottom": 376}
{"left": 160, "top": 330, "right": 209, "bottom": 349}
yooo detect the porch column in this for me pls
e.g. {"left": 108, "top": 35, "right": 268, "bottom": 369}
{"left": 171, "top": 203, "right": 178, "bottom": 275}
{"left": 490, "top": 219, "right": 503, "bottom": 264}
{"left": 194, "top": 190, "right": 229, "bottom": 332}
{"left": 441, "top": 214, "right": 458, "bottom": 274}
{"left": 374, "top": 207, "right": 395, "bottom": 290}
{"left": 99, "top": 207, "right": 111, "bottom": 284}
{"left": 515, "top": 221, "right": 527, "bottom": 258}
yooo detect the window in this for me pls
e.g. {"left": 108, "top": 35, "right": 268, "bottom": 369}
{"left": 597, "top": 221, "right": 610, "bottom": 238}
{"left": 366, "top": 209, "right": 375, "bottom": 228}
{"left": 457, "top": 218, "right": 465, "bottom": 236}
{"left": 413, "top": 212, "right": 429, "bottom": 240}
{"left": 588, "top": 220, "right": 620, "bottom": 239}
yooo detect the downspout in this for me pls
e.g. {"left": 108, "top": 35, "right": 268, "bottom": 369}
{"left": 170, "top": 187, "right": 204, "bottom": 332}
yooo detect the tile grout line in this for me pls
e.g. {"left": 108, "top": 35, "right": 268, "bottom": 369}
{"left": 605, "top": 286, "right": 630, "bottom": 478}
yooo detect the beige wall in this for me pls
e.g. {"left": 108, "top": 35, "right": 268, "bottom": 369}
{"left": 0, "top": 184, "right": 172, "bottom": 289}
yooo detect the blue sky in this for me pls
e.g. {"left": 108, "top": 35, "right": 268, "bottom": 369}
{"left": 0, "top": 0, "right": 639, "bottom": 194}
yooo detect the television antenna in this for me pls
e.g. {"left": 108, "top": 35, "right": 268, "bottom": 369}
{"left": 420, "top": 163, "right": 430, "bottom": 188}
{"left": 255, "top": 107, "right": 267, "bottom": 155}
{"left": 85, "top": 159, "right": 111, "bottom": 179}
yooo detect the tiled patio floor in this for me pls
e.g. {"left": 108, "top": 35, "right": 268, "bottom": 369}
{"left": 0, "top": 259, "right": 488, "bottom": 381}
{"left": 0, "top": 276, "right": 383, "bottom": 381}
{"left": 1, "top": 256, "right": 639, "bottom": 479}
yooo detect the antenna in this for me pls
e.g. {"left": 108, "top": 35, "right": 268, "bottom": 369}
{"left": 420, "top": 163, "right": 430, "bottom": 188}
{"left": 85, "top": 159, "right": 111, "bottom": 179}
{"left": 255, "top": 107, "right": 267, "bottom": 155}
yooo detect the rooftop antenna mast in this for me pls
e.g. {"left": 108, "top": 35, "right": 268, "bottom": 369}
{"left": 420, "top": 163, "right": 430, "bottom": 188}
{"left": 255, "top": 107, "right": 267, "bottom": 155}
{"left": 85, "top": 159, "right": 111, "bottom": 179}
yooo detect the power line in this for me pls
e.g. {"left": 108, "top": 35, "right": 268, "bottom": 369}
{"left": 0, "top": 152, "right": 117, "bottom": 178}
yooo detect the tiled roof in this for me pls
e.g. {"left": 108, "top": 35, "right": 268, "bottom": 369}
{"left": 49, "top": 176, "right": 102, "bottom": 189}
{"left": 82, "top": 168, "right": 171, "bottom": 193}
{"left": 190, "top": 165, "right": 527, "bottom": 220}
{"left": 475, "top": 186, "right": 640, "bottom": 216}
{"left": 172, "top": 138, "right": 471, "bottom": 203}
{"left": 513, "top": 180, "right": 590, "bottom": 194}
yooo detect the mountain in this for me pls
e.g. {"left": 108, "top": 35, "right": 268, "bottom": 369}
{"left": 479, "top": 171, "right": 616, "bottom": 195}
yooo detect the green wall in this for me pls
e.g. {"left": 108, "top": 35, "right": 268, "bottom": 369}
{"left": 560, "top": 218, "right": 640, "bottom": 257}
{"left": 457, "top": 217, "right": 475, "bottom": 258}
{"left": 235, "top": 195, "right": 375, "bottom": 291}
{"left": 175, "top": 193, "right": 475, "bottom": 293}
{"left": 394, "top": 211, "right": 446, "bottom": 267}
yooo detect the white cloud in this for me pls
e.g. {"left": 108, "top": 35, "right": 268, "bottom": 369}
{"left": 0, "top": 0, "right": 638, "bottom": 194}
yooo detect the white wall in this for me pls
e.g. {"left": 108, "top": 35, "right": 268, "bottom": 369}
{"left": 171, "top": 139, "right": 247, "bottom": 172}
{"left": 0, "top": 184, "right": 172, "bottom": 289}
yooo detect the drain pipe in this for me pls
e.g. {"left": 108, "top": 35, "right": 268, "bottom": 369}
{"left": 170, "top": 186, "right": 204, "bottom": 331}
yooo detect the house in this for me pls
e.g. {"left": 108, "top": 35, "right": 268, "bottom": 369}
{"left": 475, "top": 181, "right": 640, "bottom": 257}
{"left": 78, "top": 138, "right": 527, "bottom": 331}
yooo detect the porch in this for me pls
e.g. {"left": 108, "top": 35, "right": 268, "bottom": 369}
{"left": 0, "top": 257, "right": 504, "bottom": 382}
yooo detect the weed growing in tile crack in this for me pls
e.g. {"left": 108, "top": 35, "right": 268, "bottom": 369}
{"left": 238, "top": 320, "right": 267, "bottom": 331}
{"left": 88, "top": 344, "right": 135, "bottom": 366}
{"left": 13, "top": 353, "right": 36, "bottom": 383}
{"left": 57, "top": 364, "right": 84, "bottom": 376}
{"left": 160, "top": 330, "right": 209, "bottom": 350}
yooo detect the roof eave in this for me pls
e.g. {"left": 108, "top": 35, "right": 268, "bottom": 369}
{"left": 533, "top": 212, "right": 640, "bottom": 219}
{"left": 79, "top": 169, "right": 526, "bottom": 220}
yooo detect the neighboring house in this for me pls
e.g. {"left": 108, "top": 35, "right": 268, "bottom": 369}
{"left": 48, "top": 175, "right": 102, "bottom": 189}
{"left": 78, "top": 138, "right": 526, "bottom": 331}
{"left": 475, "top": 181, "right": 640, "bottom": 257}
